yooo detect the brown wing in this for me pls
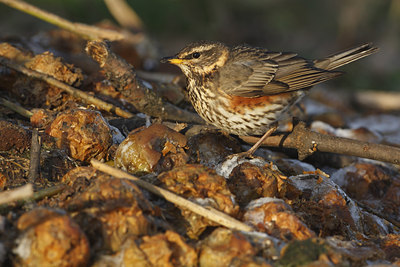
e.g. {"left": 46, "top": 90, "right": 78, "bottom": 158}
{"left": 218, "top": 48, "right": 280, "bottom": 97}
{"left": 218, "top": 46, "right": 342, "bottom": 97}
{"left": 271, "top": 60, "right": 342, "bottom": 93}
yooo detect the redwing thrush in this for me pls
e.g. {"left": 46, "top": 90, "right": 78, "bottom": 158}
{"left": 162, "top": 41, "right": 378, "bottom": 155}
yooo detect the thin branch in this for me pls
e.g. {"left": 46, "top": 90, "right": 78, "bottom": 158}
{"left": 86, "top": 41, "right": 204, "bottom": 124}
{"left": 30, "top": 184, "right": 66, "bottom": 202}
{"left": 0, "top": 184, "right": 67, "bottom": 212}
{"left": 355, "top": 200, "right": 400, "bottom": 228}
{"left": 0, "top": 58, "right": 134, "bottom": 118}
{"left": 28, "top": 129, "right": 41, "bottom": 183}
{"left": 0, "top": 184, "right": 33, "bottom": 205}
{"left": 0, "top": 0, "right": 126, "bottom": 41}
{"left": 104, "top": 0, "right": 144, "bottom": 30}
{"left": 240, "top": 121, "right": 400, "bottom": 165}
{"left": 136, "top": 70, "right": 180, "bottom": 84}
{"left": 353, "top": 91, "right": 400, "bottom": 111}
{"left": 91, "top": 159, "right": 253, "bottom": 232}
{"left": 0, "top": 97, "right": 33, "bottom": 118}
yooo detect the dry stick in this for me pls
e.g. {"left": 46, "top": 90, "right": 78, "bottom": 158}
{"left": 0, "top": 58, "right": 134, "bottom": 118}
{"left": 103, "top": 0, "right": 158, "bottom": 62}
{"left": 29, "top": 184, "right": 66, "bottom": 202}
{"left": 0, "top": 184, "right": 33, "bottom": 205}
{"left": 104, "top": 0, "right": 144, "bottom": 30}
{"left": 136, "top": 70, "right": 180, "bottom": 84}
{"left": 240, "top": 121, "right": 400, "bottom": 165}
{"left": 86, "top": 41, "right": 205, "bottom": 124}
{"left": 0, "top": 97, "right": 33, "bottom": 118}
{"left": 0, "top": 184, "right": 66, "bottom": 212}
{"left": 90, "top": 159, "right": 253, "bottom": 232}
{"left": 0, "top": 0, "right": 125, "bottom": 41}
{"left": 28, "top": 129, "right": 41, "bottom": 183}
{"left": 355, "top": 200, "right": 400, "bottom": 228}
{"left": 354, "top": 91, "right": 400, "bottom": 111}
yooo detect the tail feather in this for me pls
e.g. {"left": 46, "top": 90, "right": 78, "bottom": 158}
{"left": 262, "top": 43, "right": 378, "bottom": 95}
{"left": 314, "top": 43, "right": 378, "bottom": 71}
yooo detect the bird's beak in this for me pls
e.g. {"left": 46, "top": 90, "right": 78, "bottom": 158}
{"left": 160, "top": 56, "right": 184, "bottom": 65}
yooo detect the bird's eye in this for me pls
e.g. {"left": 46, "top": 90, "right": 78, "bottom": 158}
{"left": 192, "top": 52, "right": 201, "bottom": 59}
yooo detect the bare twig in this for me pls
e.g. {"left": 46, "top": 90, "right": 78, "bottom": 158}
{"left": 240, "top": 121, "right": 400, "bottom": 165}
{"left": 0, "top": 97, "right": 33, "bottom": 118}
{"left": 86, "top": 41, "right": 204, "bottom": 124}
{"left": 355, "top": 200, "right": 400, "bottom": 228}
{"left": 104, "top": 0, "right": 144, "bottom": 30}
{"left": 0, "top": 58, "right": 134, "bottom": 118}
{"left": 0, "top": 0, "right": 126, "bottom": 41}
{"left": 30, "top": 184, "right": 66, "bottom": 202}
{"left": 0, "top": 184, "right": 66, "bottom": 212}
{"left": 90, "top": 159, "right": 253, "bottom": 232}
{"left": 0, "top": 184, "right": 33, "bottom": 205}
{"left": 353, "top": 91, "right": 400, "bottom": 111}
{"left": 28, "top": 129, "right": 41, "bottom": 183}
{"left": 136, "top": 70, "right": 181, "bottom": 84}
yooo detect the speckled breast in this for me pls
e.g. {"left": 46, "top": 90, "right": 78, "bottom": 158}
{"left": 188, "top": 82, "right": 306, "bottom": 136}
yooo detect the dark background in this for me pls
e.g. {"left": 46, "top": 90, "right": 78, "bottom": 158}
{"left": 0, "top": 0, "right": 399, "bottom": 91}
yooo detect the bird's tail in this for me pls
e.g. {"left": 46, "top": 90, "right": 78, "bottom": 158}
{"left": 314, "top": 43, "right": 378, "bottom": 71}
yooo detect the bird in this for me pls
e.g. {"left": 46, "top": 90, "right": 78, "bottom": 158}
{"left": 161, "top": 41, "right": 378, "bottom": 156}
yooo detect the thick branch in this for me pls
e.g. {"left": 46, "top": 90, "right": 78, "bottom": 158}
{"left": 240, "top": 121, "right": 400, "bottom": 165}
{"left": 86, "top": 41, "right": 204, "bottom": 124}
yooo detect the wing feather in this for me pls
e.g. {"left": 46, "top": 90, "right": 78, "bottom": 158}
{"left": 218, "top": 46, "right": 342, "bottom": 97}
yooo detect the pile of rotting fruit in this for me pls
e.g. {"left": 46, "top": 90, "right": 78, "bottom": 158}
{"left": 0, "top": 16, "right": 399, "bottom": 267}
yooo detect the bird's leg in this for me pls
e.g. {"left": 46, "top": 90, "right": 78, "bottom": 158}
{"left": 245, "top": 123, "right": 278, "bottom": 155}
{"left": 238, "top": 122, "right": 278, "bottom": 158}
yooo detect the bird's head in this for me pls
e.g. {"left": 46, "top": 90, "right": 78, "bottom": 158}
{"left": 161, "top": 41, "right": 229, "bottom": 77}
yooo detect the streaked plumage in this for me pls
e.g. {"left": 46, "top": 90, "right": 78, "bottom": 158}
{"left": 162, "top": 41, "right": 378, "bottom": 136}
